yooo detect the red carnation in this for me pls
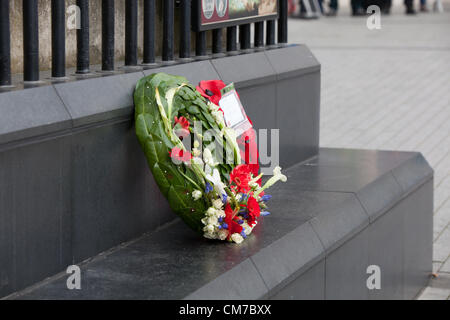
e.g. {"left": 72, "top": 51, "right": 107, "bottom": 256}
{"left": 169, "top": 147, "right": 192, "bottom": 163}
{"left": 174, "top": 116, "right": 190, "bottom": 130}
{"left": 230, "top": 164, "right": 252, "bottom": 194}
{"left": 246, "top": 195, "right": 261, "bottom": 227}
{"left": 224, "top": 203, "right": 243, "bottom": 240}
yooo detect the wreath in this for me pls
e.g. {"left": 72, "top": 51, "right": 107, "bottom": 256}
{"left": 134, "top": 73, "right": 286, "bottom": 243}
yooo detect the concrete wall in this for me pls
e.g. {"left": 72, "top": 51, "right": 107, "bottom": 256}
{"left": 9, "top": 0, "right": 210, "bottom": 74}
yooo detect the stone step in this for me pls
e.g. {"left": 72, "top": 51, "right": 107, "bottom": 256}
{"left": 7, "top": 148, "right": 433, "bottom": 300}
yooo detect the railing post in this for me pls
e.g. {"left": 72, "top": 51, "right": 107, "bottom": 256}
{"left": 51, "top": 0, "right": 65, "bottom": 78}
{"left": 226, "top": 26, "right": 238, "bottom": 54}
{"left": 239, "top": 24, "right": 251, "bottom": 51}
{"left": 0, "top": 0, "right": 11, "bottom": 86}
{"left": 196, "top": 31, "right": 207, "bottom": 58}
{"left": 180, "top": 0, "right": 191, "bottom": 60}
{"left": 76, "top": 0, "right": 90, "bottom": 74}
{"left": 278, "top": 0, "right": 288, "bottom": 44}
{"left": 125, "top": 0, "right": 138, "bottom": 66}
{"left": 102, "top": 0, "right": 115, "bottom": 71}
{"left": 162, "top": 0, "right": 174, "bottom": 62}
{"left": 143, "top": 0, "right": 156, "bottom": 65}
{"left": 266, "top": 20, "right": 276, "bottom": 47}
{"left": 254, "top": 22, "right": 264, "bottom": 49}
{"left": 212, "top": 29, "right": 223, "bottom": 55}
{"left": 23, "top": 0, "right": 39, "bottom": 82}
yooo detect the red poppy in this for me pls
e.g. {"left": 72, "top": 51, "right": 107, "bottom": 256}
{"left": 196, "top": 80, "right": 226, "bottom": 106}
{"left": 246, "top": 196, "right": 261, "bottom": 227}
{"left": 224, "top": 203, "right": 243, "bottom": 240}
{"left": 169, "top": 147, "right": 192, "bottom": 163}
{"left": 174, "top": 116, "right": 190, "bottom": 130}
{"left": 230, "top": 164, "right": 252, "bottom": 193}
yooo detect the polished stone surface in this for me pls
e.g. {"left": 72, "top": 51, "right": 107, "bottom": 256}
{"left": 10, "top": 148, "right": 433, "bottom": 300}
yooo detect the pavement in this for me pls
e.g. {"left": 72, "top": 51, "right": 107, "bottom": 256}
{"left": 288, "top": 0, "right": 450, "bottom": 299}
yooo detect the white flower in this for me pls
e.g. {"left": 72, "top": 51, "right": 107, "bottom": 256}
{"left": 203, "top": 224, "right": 215, "bottom": 234}
{"left": 231, "top": 233, "right": 244, "bottom": 244}
{"left": 215, "top": 209, "right": 226, "bottom": 219}
{"left": 255, "top": 166, "right": 287, "bottom": 196}
{"left": 235, "top": 194, "right": 242, "bottom": 201}
{"left": 204, "top": 164, "right": 213, "bottom": 175}
{"left": 194, "top": 140, "right": 200, "bottom": 148}
{"left": 273, "top": 166, "right": 288, "bottom": 182}
{"left": 242, "top": 222, "right": 252, "bottom": 236}
{"left": 218, "top": 229, "right": 229, "bottom": 241}
{"left": 205, "top": 168, "right": 226, "bottom": 197}
{"left": 212, "top": 110, "right": 225, "bottom": 125}
{"left": 203, "top": 148, "right": 216, "bottom": 167}
{"left": 207, "top": 216, "right": 219, "bottom": 227}
{"left": 213, "top": 199, "right": 223, "bottom": 210}
{"left": 192, "top": 190, "right": 202, "bottom": 201}
{"left": 206, "top": 207, "right": 217, "bottom": 216}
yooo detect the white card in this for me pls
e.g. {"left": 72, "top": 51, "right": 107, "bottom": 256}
{"left": 219, "top": 90, "right": 252, "bottom": 135}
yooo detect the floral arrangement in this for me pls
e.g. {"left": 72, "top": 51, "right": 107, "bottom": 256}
{"left": 134, "top": 73, "right": 286, "bottom": 243}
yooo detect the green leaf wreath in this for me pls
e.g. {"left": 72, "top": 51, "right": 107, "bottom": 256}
{"left": 134, "top": 73, "right": 287, "bottom": 243}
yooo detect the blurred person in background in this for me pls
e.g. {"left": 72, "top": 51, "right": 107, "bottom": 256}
{"left": 420, "top": 0, "right": 429, "bottom": 11}
{"left": 351, "top": 0, "right": 365, "bottom": 15}
{"left": 405, "top": 0, "right": 416, "bottom": 13}
{"left": 326, "top": 0, "right": 339, "bottom": 16}
{"left": 362, "top": 0, "right": 392, "bottom": 14}
{"left": 381, "top": 0, "right": 392, "bottom": 14}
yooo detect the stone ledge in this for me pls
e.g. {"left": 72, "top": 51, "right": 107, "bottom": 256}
{"left": 0, "top": 45, "right": 319, "bottom": 147}
{"left": 9, "top": 148, "right": 433, "bottom": 300}
{"left": 0, "top": 86, "right": 72, "bottom": 145}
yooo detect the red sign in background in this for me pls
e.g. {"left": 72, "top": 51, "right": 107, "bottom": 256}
{"left": 201, "top": 0, "right": 230, "bottom": 25}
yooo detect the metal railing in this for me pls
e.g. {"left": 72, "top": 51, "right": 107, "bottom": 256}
{"left": 0, "top": 0, "right": 288, "bottom": 87}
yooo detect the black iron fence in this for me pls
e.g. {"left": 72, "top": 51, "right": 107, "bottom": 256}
{"left": 0, "top": 0, "right": 288, "bottom": 87}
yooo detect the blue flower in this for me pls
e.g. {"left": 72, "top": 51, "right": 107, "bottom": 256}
{"left": 240, "top": 231, "right": 247, "bottom": 238}
{"left": 261, "top": 211, "right": 271, "bottom": 216}
{"left": 222, "top": 223, "right": 228, "bottom": 229}
{"left": 222, "top": 193, "right": 228, "bottom": 204}
{"left": 205, "top": 182, "right": 213, "bottom": 194}
{"left": 218, "top": 217, "right": 223, "bottom": 223}
{"left": 238, "top": 219, "right": 244, "bottom": 224}
{"left": 260, "top": 194, "right": 272, "bottom": 202}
